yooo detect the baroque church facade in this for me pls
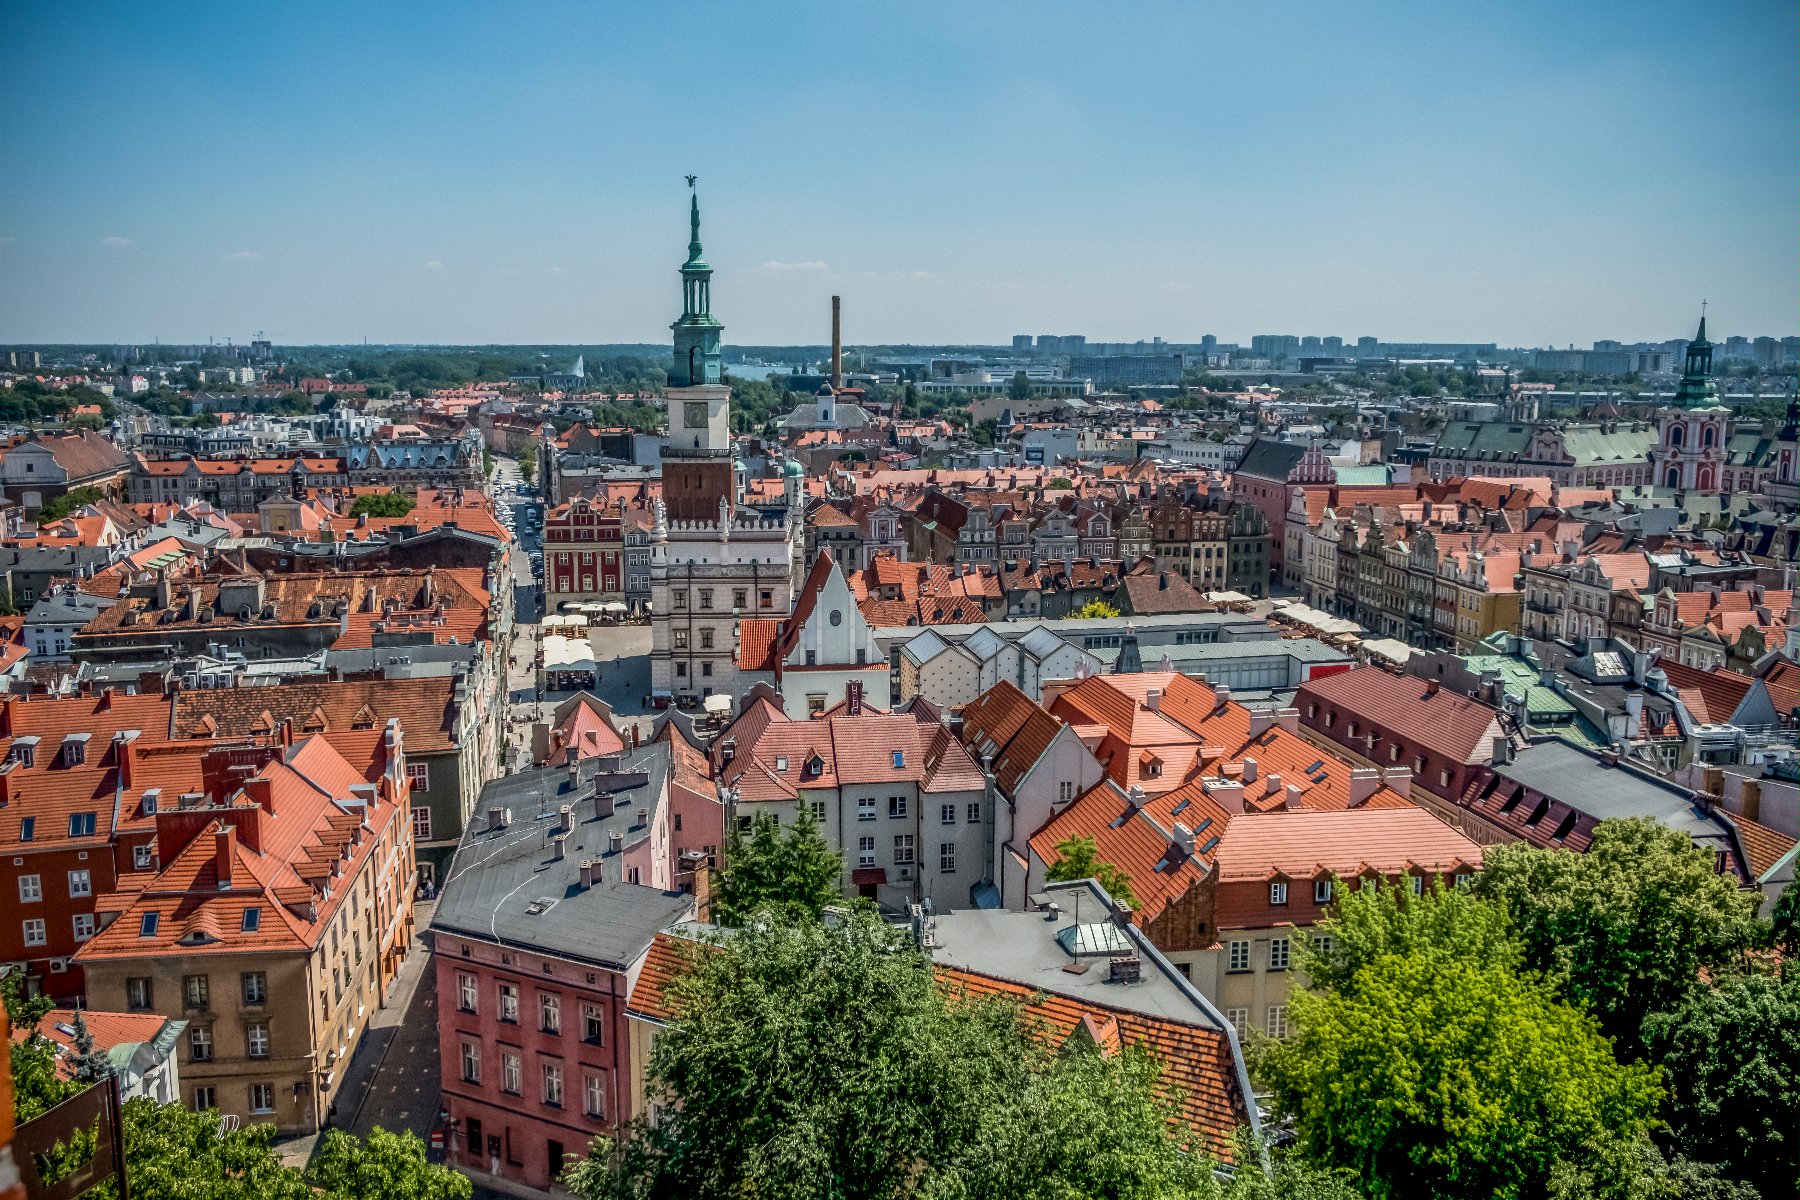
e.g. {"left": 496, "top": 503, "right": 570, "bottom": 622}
{"left": 649, "top": 190, "right": 805, "bottom": 704}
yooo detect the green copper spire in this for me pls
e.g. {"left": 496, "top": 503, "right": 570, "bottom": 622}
{"left": 684, "top": 191, "right": 707, "bottom": 270}
{"left": 1673, "top": 307, "right": 1719, "bottom": 409}
{"left": 670, "top": 178, "right": 723, "bottom": 388}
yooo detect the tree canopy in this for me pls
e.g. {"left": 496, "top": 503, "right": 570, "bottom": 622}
{"left": 713, "top": 807, "right": 843, "bottom": 927}
{"left": 348, "top": 490, "right": 417, "bottom": 518}
{"left": 37, "top": 485, "right": 107, "bottom": 522}
{"left": 1043, "top": 834, "right": 1138, "bottom": 909}
{"left": 1073, "top": 598, "right": 1121, "bottom": 620}
{"left": 563, "top": 911, "right": 1224, "bottom": 1200}
{"left": 1471, "top": 817, "right": 1761, "bottom": 1051}
{"left": 1642, "top": 966, "right": 1800, "bottom": 1196}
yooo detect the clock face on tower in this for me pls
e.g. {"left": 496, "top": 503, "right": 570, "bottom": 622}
{"left": 684, "top": 402, "right": 707, "bottom": 430}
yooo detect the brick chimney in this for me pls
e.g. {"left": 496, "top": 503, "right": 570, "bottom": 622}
{"left": 1348, "top": 768, "right": 1382, "bottom": 808}
{"left": 214, "top": 823, "right": 236, "bottom": 889}
{"left": 1241, "top": 756, "right": 1258, "bottom": 784}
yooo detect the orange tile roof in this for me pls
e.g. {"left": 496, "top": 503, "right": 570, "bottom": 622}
{"left": 1211, "top": 807, "right": 1483, "bottom": 883}
{"left": 16, "top": 1010, "right": 180, "bottom": 1079}
{"left": 173, "top": 677, "right": 460, "bottom": 756}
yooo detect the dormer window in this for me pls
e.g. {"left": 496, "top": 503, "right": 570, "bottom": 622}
{"left": 62, "top": 733, "right": 91, "bottom": 767}
{"left": 142, "top": 789, "right": 160, "bottom": 815}
{"left": 774, "top": 756, "right": 788, "bottom": 772}
{"left": 9, "top": 737, "right": 37, "bottom": 768}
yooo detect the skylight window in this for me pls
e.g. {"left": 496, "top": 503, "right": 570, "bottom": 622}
{"left": 892, "top": 750, "right": 905, "bottom": 769}
{"left": 139, "top": 913, "right": 160, "bottom": 937}
{"left": 241, "top": 908, "right": 261, "bottom": 932}
{"left": 19, "top": 817, "right": 33, "bottom": 842}
{"left": 68, "top": 812, "right": 97, "bottom": 838}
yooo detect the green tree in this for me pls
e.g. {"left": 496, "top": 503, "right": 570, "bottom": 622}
{"left": 1043, "top": 834, "right": 1138, "bottom": 909}
{"left": 1072, "top": 598, "right": 1121, "bottom": 620}
{"left": 1302, "top": 875, "right": 1517, "bottom": 996}
{"left": 518, "top": 443, "right": 538, "bottom": 485}
{"left": 308, "top": 1126, "right": 473, "bottom": 1200}
{"left": 714, "top": 807, "right": 843, "bottom": 927}
{"left": 37, "top": 485, "right": 106, "bottom": 522}
{"left": 1641, "top": 967, "right": 1800, "bottom": 1195}
{"left": 1008, "top": 371, "right": 1033, "bottom": 402}
{"left": 348, "top": 491, "right": 417, "bottom": 518}
{"left": 1254, "top": 947, "right": 1662, "bottom": 1200}
{"left": 563, "top": 911, "right": 1218, "bottom": 1200}
{"left": 1472, "top": 817, "right": 1761, "bottom": 1050}
{"left": 69, "top": 1010, "right": 113, "bottom": 1084}
{"left": 969, "top": 417, "right": 999, "bottom": 447}
{"left": 1046, "top": 476, "right": 1073, "bottom": 489}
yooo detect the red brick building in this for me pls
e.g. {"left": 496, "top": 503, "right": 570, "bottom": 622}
{"left": 1294, "top": 666, "right": 1507, "bottom": 808}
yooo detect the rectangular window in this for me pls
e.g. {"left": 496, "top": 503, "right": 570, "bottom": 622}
{"left": 1269, "top": 937, "right": 1291, "bottom": 971}
{"left": 241, "top": 908, "right": 260, "bottom": 933}
{"left": 888, "top": 795, "right": 906, "bottom": 819}
{"left": 540, "top": 992, "right": 561, "bottom": 1033}
{"left": 584, "top": 1072, "right": 605, "bottom": 1119}
{"left": 940, "top": 803, "right": 956, "bottom": 826}
{"left": 672, "top": 590, "right": 687, "bottom": 609}
{"left": 1269, "top": 882, "right": 1288, "bottom": 906}
{"left": 698, "top": 589, "right": 713, "bottom": 610}
{"left": 1227, "top": 940, "right": 1250, "bottom": 972}
{"left": 732, "top": 589, "right": 747, "bottom": 610}
{"left": 1226, "top": 1007, "right": 1249, "bottom": 1038}
{"left": 247, "top": 1023, "right": 270, "bottom": 1059}
{"left": 72, "top": 913, "right": 95, "bottom": 942}
{"left": 857, "top": 836, "right": 876, "bottom": 868}
{"left": 1267, "top": 1005, "right": 1290, "bottom": 1039}
{"left": 939, "top": 842, "right": 956, "bottom": 874}
{"left": 184, "top": 975, "right": 210, "bottom": 1009}
{"left": 966, "top": 801, "right": 981, "bottom": 823}
{"left": 891, "top": 750, "right": 905, "bottom": 769}
{"left": 18, "top": 875, "right": 41, "bottom": 903}
{"left": 857, "top": 796, "right": 876, "bottom": 821}
{"left": 192, "top": 1086, "right": 216, "bottom": 1112}
{"left": 1314, "top": 934, "right": 1335, "bottom": 956}
{"left": 700, "top": 629, "right": 714, "bottom": 650}
{"left": 760, "top": 590, "right": 773, "bottom": 609}
{"left": 673, "top": 630, "right": 688, "bottom": 650}
{"left": 894, "top": 835, "right": 914, "bottom": 864}
{"left": 407, "top": 761, "right": 431, "bottom": 792}
{"left": 243, "top": 972, "right": 268, "bottom": 1005}
{"left": 126, "top": 978, "right": 153, "bottom": 1010}
{"left": 249, "top": 1082, "right": 275, "bottom": 1113}
{"left": 542, "top": 1062, "right": 564, "bottom": 1106}
{"left": 501, "top": 1051, "right": 521, "bottom": 1095}
{"left": 1409, "top": 874, "right": 1424, "bottom": 895}
{"left": 458, "top": 974, "right": 478, "bottom": 1013}
{"left": 498, "top": 983, "right": 519, "bottom": 1023}
{"left": 22, "top": 918, "right": 46, "bottom": 947}
{"left": 1313, "top": 878, "right": 1332, "bottom": 904}
{"left": 1453, "top": 873, "right": 1472, "bottom": 889}
{"left": 460, "top": 1041, "right": 481, "bottom": 1084}
{"left": 134, "top": 844, "right": 153, "bottom": 869}
{"left": 582, "top": 1003, "right": 604, "bottom": 1044}
{"left": 189, "top": 1025, "right": 213, "bottom": 1062}
{"left": 68, "top": 812, "right": 96, "bottom": 838}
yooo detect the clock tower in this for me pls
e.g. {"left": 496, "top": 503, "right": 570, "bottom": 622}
{"left": 662, "top": 185, "right": 734, "bottom": 521}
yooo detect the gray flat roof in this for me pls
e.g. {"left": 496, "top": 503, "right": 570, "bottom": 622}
{"left": 1087, "top": 639, "right": 1348, "bottom": 667}
{"left": 875, "top": 612, "right": 1274, "bottom": 648}
{"left": 1493, "top": 741, "right": 1722, "bottom": 844}
{"left": 928, "top": 882, "right": 1222, "bottom": 1029}
{"left": 430, "top": 743, "right": 692, "bottom": 970}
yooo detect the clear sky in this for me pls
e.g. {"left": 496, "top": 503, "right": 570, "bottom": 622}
{"left": 1, "top": 0, "right": 1794, "bottom": 348}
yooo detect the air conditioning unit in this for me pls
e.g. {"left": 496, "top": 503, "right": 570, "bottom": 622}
{"left": 898, "top": 865, "right": 914, "bottom": 881}
{"left": 49, "top": 958, "right": 69, "bottom": 974}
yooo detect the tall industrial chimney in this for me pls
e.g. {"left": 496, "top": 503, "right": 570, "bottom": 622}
{"left": 831, "top": 295, "right": 842, "bottom": 388}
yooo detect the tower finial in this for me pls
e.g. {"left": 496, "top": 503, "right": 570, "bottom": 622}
{"left": 1697, "top": 299, "right": 1707, "bottom": 342}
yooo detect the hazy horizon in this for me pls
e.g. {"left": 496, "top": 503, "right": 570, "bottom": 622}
{"left": 2, "top": 1, "right": 1794, "bottom": 349}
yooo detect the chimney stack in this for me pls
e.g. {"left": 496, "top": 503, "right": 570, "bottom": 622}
{"left": 214, "top": 823, "right": 236, "bottom": 889}
{"left": 831, "top": 295, "right": 842, "bottom": 389}
{"left": 579, "top": 859, "right": 598, "bottom": 890}
{"left": 1284, "top": 783, "right": 1305, "bottom": 810}
{"left": 487, "top": 805, "right": 504, "bottom": 833}
{"left": 1264, "top": 772, "right": 1283, "bottom": 797}
{"left": 558, "top": 804, "right": 574, "bottom": 834}
{"left": 550, "top": 832, "right": 567, "bottom": 861}
{"left": 1348, "top": 768, "right": 1381, "bottom": 808}
{"left": 1242, "top": 756, "right": 1258, "bottom": 784}
{"left": 608, "top": 830, "right": 624, "bottom": 855}
{"left": 1247, "top": 708, "right": 1274, "bottom": 738}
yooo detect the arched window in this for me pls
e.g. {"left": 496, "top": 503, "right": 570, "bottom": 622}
{"left": 1665, "top": 467, "right": 1681, "bottom": 488}
{"left": 1668, "top": 424, "right": 1684, "bottom": 447}
{"left": 1701, "top": 425, "right": 1716, "bottom": 449}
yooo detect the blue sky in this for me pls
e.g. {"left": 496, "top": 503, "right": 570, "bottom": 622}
{"left": 1, "top": 0, "right": 1794, "bottom": 347}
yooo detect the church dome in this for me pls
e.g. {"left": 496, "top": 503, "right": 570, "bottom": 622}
{"left": 784, "top": 458, "right": 805, "bottom": 478}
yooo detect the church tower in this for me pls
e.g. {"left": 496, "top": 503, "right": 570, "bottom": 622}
{"left": 1654, "top": 312, "right": 1730, "bottom": 492}
{"left": 662, "top": 186, "right": 734, "bottom": 521}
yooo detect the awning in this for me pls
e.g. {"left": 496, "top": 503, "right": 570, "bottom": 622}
{"left": 599, "top": 602, "right": 627, "bottom": 615}
{"left": 703, "top": 694, "right": 733, "bottom": 715}
{"left": 851, "top": 867, "right": 887, "bottom": 886}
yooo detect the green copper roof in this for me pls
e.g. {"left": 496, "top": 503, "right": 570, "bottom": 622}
{"left": 683, "top": 192, "right": 709, "bottom": 272}
{"left": 1672, "top": 311, "right": 1720, "bottom": 409}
